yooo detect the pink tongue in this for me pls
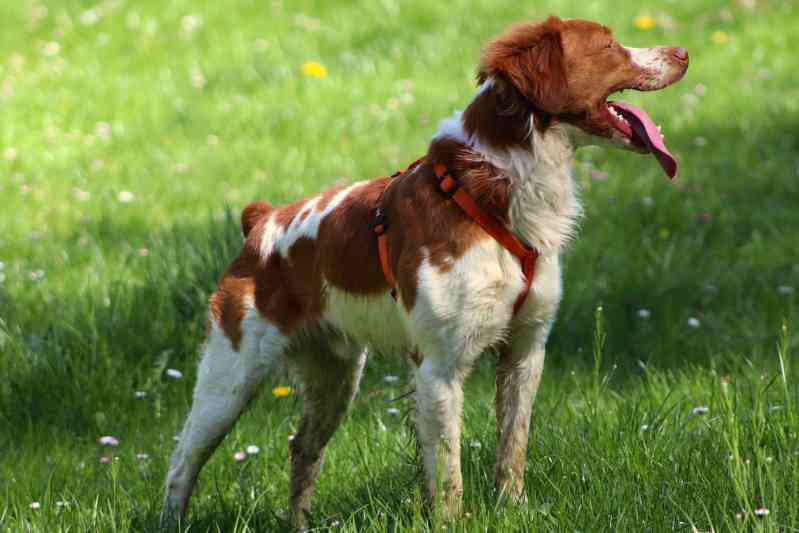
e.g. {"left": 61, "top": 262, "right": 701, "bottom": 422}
{"left": 609, "top": 101, "right": 678, "bottom": 179}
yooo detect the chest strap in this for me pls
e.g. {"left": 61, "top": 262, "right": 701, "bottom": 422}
{"left": 373, "top": 160, "right": 539, "bottom": 316}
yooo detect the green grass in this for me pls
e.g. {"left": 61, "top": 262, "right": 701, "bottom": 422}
{"left": 1, "top": 0, "right": 798, "bottom": 531}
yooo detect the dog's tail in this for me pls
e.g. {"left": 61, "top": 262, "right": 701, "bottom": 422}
{"left": 240, "top": 201, "right": 273, "bottom": 237}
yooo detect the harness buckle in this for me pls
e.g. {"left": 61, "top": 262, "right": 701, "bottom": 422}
{"left": 438, "top": 174, "right": 460, "bottom": 199}
{"left": 373, "top": 207, "right": 387, "bottom": 235}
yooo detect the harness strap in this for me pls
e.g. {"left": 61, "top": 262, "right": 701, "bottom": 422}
{"left": 373, "top": 157, "right": 426, "bottom": 300}
{"left": 374, "top": 159, "right": 538, "bottom": 316}
{"left": 433, "top": 163, "right": 539, "bottom": 315}
{"left": 373, "top": 208, "right": 396, "bottom": 300}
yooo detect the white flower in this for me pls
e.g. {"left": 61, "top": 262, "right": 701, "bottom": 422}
{"left": 30, "top": 501, "right": 41, "bottom": 509}
{"left": 681, "top": 93, "right": 699, "bottom": 106}
{"left": 180, "top": 14, "right": 203, "bottom": 37}
{"left": 134, "top": 390, "right": 147, "bottom": 399}
{"left": 288, "top": 434, "right": 296, "bottom": 442}
{"left": 469, "top": 440, "right": 482, "bottom": 449}
{"left": 233, "top": 450, "right": 247, "bottom": 462}
{"left": 687, "top": 317, "right": 701, "bottom": 328}
{"left": 73, "top": 188, "right": 91, "bottom": 201}
{"left": 637, "top": 309, "right": 651, "bottom": 319}
{"left": 30, "top": 5, "right": 48, "bottom": 21}
{"left": 98, "top": 435, "right": 120, "bottom": 446}
{"left": 95, "top": 122, "right": 111, "bottom": 139}
{"left": 55, "top": 500, "right": 70, "bottom": 508}
{"left": 754, "top": 507, "right": 770, "bottom": 517}
{"left": 42, "top": 41, "right": 60, "bottom": 57}
{"left": 386, "top": 407, "right": 401, "bottom": 415}
{"left": 136, "top": 453, "right": 149, "bottom": 460}
{"left": 246, "top": 445, "right": 260, "bottom": 455}
{"left": 640, "top": 424, "right": 650, "bottom": 432}
{"left": 777, "top": 285, "right": 794, "bottom": 295}
{"left": 29, "top": 269, "right": 46, "bottom": 281}
{"left": 691, "top": 406, "right": 709, "bottom": 415}
{"left": 383, "top": 375, "right": 400, "bottom": 383}
{"left": 126, "top": 12, "right": 141, "bottom": 30}
{"left": 190, "top": 68, "right": 206, "bottom": 89}
{"left": 117, "top": 190, "right": 135, "bottom": 203}
{"left": 165, "top": 368, "right": 183, "bottom": 379}
{"left": 80, "top": 9, "right": 99, "bottom": 25}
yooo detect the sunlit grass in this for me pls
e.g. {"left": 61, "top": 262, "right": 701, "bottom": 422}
{"left": 1, "top": 0, "right": 798, "bottom": 531}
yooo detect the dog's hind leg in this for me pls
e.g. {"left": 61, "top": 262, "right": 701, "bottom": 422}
{"left": 287, "top": 334, "right": 366, "bottom": 530}
{"left": 160, "top": 312, "right": 288, "bottom": 532}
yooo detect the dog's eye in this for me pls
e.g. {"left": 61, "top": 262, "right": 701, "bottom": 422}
{"left": 604, "top": 41, "right": 615, "bottom": 50}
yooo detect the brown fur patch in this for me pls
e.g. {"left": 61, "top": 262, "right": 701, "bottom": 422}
{"left": 241, "top": 201, "right": 272, "bottom": 237}
{"left": 208, "top": 138, "right": 512, "bottom": 343}
{"left": 208, "top": 239, "right": 260, "bottom": 350}
{"left": 477, "top": 16, "right": 568, "bottom": 115}
{"left": 379, "top": 141, "right": 509, "bottom": 309}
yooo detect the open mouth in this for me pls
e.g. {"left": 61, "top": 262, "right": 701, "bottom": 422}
{"left": 604, "top": 101, "right": 678, "bottom": 179}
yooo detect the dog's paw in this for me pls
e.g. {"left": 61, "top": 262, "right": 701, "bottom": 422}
{"left": 495, "top": 481, "right": 528, "bottom": 507}
{"left": 158, "top": 505, "right": 182, "bottom": 533}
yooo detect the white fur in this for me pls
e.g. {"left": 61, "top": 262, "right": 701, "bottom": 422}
{"left": 323, "top": 286, "right": 412, "bottom": 356}
{"left": 162, "top": 312, "right": 288, "bottom": 522}
{"left": 435, "top": 108, "right": 582, "bottom": 251}
{"left": 260, "top": 182, "right": 365, "bottom": 259}
{"left": 626, "top": 47, "right": 674, "bottom": 89}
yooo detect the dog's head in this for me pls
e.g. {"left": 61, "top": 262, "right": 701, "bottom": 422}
{"left": 478, "top": 16, "right": 688, "bottom": 177}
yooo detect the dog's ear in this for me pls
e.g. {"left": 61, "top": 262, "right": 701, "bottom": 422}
{"left": 477, "top": 16, "right": 569, "bottom": 114}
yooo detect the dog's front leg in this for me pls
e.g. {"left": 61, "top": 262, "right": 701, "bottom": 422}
{"left": 414, "top": 355, "right": 466, "bottom": 518}
{"left": 494, "top": 325, "right": 548, "bottom": 502}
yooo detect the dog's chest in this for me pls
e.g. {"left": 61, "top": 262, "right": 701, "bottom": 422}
{"left": 323, "top": 286, "right": 414, "bottom": 356}
{"left": 322, "top": 238, "right": 562, "bottom": 358}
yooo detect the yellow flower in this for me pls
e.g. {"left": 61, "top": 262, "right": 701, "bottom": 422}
{"left": 711, "top": 31, "right": 729, "bottom": 44}
{"left": 272, "top": 386, "right": 293, "bottom": 398}
{"left": 301, "top": 61, "right": 327, "bottom": 78}
{"left": 633, "top": 15, "right": 656, "bottom": 31}
{"left": 658, "top": 228, "right": 671, "bottom": 239}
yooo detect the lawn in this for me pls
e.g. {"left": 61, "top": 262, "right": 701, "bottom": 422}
{"left": 1, "top": 0, "right": 798, "bottom": 531}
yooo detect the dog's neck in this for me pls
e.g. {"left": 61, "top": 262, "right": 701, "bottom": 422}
{"left": 435, "top": 79, "right": 582, "bottom": 251}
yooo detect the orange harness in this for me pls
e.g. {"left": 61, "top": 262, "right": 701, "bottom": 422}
{"left": 373, "top": 158, "right": 539, "bottom": 316}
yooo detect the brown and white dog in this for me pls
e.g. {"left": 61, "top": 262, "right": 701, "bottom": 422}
{"left": 160, "top": 16, "right": 688, "bottom": 530}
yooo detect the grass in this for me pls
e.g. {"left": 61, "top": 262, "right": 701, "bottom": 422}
{"left": 1, "top": 0, "right": 798, "bottom": 531}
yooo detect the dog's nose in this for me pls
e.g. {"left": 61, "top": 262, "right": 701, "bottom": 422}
{"left": 672, "top": 47, "right": 689, "bottom": 62}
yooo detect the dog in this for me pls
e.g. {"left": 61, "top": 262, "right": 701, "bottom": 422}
{"left": 160, "top": 16, "right": 688, "bottom": 530}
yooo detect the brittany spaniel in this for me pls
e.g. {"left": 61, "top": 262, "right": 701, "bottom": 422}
{"left": 160, "top": 16, "right": 688, "bottom": 530}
